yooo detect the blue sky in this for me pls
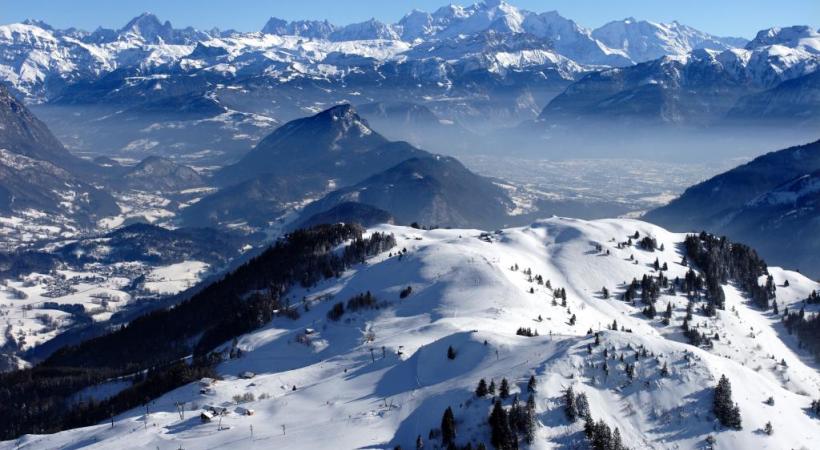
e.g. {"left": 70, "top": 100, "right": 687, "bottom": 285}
{"left": 1, "top": 0, "right": 817, "bottom": 38}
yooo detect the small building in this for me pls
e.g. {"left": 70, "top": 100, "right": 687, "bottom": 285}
{"left": 199, "top": 387, "right": 215, "bottom": 395}
{"left": 235, "top": 406, "right": 255, "bottom": 416}
{"left": 304, "top": 328, "right": 315, "bottom": 335}
{"left": 203, "top": 404, "right": 228, "bottom": 415}
{"left": 200, "top": 411, "right": 214, "bottom": 423}
{"left": 199, "top": 377, "right": 216, "bottom": 386}
{"left": 239, "top": 371, "right": 256, "bottom": 379}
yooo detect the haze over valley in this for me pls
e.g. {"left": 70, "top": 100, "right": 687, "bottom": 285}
{"left": 0, "top": 1, "right": 818, "bottom": 449}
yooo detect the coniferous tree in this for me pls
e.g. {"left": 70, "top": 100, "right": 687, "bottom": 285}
{"left": 613, "top": 427, "right": 624, "bottom": 450}
{"left": 416, "top": 434, "right": 424, "bottom": 449}
{"left": 447, "top": 346, "right": 456, "bottom": 360}
{"left": 713, "top": 375, "right": 742, "bottom": 429}
{"left": 488, "top": 380, "right": 496, "bottom": 396}
{"left": 488, "top": 399, "right": 517, "bottom": 450}
{"left": 509, "top": 395, "right": 522, "bottom": 433}
{"left": 575, "top": 392, "right": 591, "bottom": 420}
{"left": 564, "top": 386, "right": 578, "bottom": 421}
{"left": 441, "top": 407, "right": 456, "bottom": 446}
{"left": 643, "top": 302, "right": 657, "bottom": 319}
{"left": 476, "top": 379, "right": 488, "bottom": 397}
{"left": 523, "top": 395, "right": 536, "bottom": 444}
{"left": 527, "top": 375, "right": 537, "bottom": 394}
{"left": 500, "top": 378, "right": 510, "bottom": 399}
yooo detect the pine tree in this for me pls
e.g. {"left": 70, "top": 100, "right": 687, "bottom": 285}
{"left": 772, "top": 299, "right": 779, "bottom": 315}
{"left": 713, "top": 375, "right": 742, "bottom": 429}
{"left": 575, "top": 392, "right": 590, "bottom": 420}
{"left": 500, "top": 378, "right": 510, "bottom": 399}
{"left": 584, "top": 415, "right": 595, "bottom": 438}
{"left": 476, "top": 378, "right": 488, "bottom": 397}
{"left": 488, "top": 399, "right": 517, "bottom": 450}
{"left": 447, "top": 346, "right": 456, "bottom": 360}
{"left": 509, "top": 395, "right": 522, "bottom": 433}
{"left": 564, "top": 386, "right": 578, "bottom": 421}
{"left": 441, "top": 407, "right": 456, "bottom": 446}
{"left": 488, "top": 380, "right": 496, "bottom": 396}
{"left": 764, "top": 421, "right": 773, "bottom": 435}
{"left": 660, "top": 362, "right": 670, "bottom": 377}
{"left": 527, "top": 375, "right": 537, "bottom": 394}
{"left": 643, "top": 302, "right": 657, "bottom": 319}
{"left": 613, "top": 427, "right": 624, "bottom": 450}
{"left": 524, "top": 395, "right": 536, "bottom": 444}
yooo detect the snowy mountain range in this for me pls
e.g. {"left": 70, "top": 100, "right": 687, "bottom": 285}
{"left": 2, "top": 1, "right": 816, "bottom": 165}
{"left": 0, "top": 3, "right": 818, "bottom": 447}
{"left": 0, "top": 0, "right": 747, "bottom": 103}
{"left": 538, "top": 26, "right": 820, "bottom": 126}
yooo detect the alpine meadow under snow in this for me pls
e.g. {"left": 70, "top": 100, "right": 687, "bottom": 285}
{"left": 4, "top": 219, "right": 819, "bottom": 449}
{"left": 0, "top": 0, "right": 819, "bottom": 449}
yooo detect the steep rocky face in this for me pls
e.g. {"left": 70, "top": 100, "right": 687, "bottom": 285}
{"left": 0, "top": 86, "right": 117, "bottom": 224}
{"left": 0, "top": 86, "right": 91, "bottom": 173}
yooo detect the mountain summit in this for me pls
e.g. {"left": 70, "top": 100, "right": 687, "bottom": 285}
{"left": 215, "top": 104, "right": 426, "bottom": 187}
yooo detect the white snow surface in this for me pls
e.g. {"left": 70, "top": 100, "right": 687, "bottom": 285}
{"left": 0, "top": 1, "right": 758, "bottom": 101}
{"left": 4, "top": 217, "right": 818, "bottom": 449}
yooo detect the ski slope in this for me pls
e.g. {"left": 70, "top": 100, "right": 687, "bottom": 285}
{"left": 4, "top": 218, "right": 819, "bottom": 449}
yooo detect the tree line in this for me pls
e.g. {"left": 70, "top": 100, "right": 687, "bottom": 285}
{"left": 0, "top": 224, "right": 396, "bottom": 440}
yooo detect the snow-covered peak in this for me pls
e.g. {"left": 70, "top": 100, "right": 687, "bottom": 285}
{"left": 592, "top": 17, "right": 745, "bottom": 63}
{"left": 261, "top": 18, "right": 337, "bottom": 39}
{"left": 20, "top": 19, "right": 53, "bottom": 30}
{"left": 746, "top": 25, "right": 820, "bottom": 54}
{"left": 260, "top": 17, "right": 288, "bottom": 35}
{"left": 317, "top": 103, "right": 373, "bottom": 135}
{"left": 396, "top": 10, "right": 435, "bottom": 41}
{"left": 119, "top": 12, "right": 173, "bottom": 43}
{"left": 330, "top": 18, "right": 399, "bottom": 42}
{"left": 432, "top": 4, "right": 470, "bottom": 21}
{"left": 432, "top": 0, "right": 526, "bottom": 39}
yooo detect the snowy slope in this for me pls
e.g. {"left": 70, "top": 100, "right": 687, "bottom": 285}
{"left": 6, "top": 218, "right": 818, "bottom": 449}
{"left": 592, "top": 18, "right": 745, "bottom": 63}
